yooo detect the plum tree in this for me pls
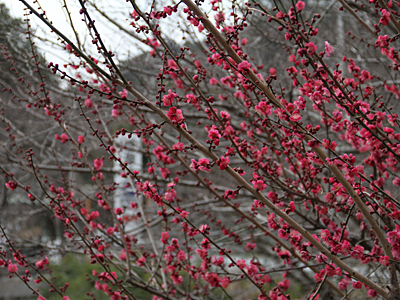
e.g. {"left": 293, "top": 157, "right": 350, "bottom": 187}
{"left": 1, "top": 0, "right": 400, "bottom": 299}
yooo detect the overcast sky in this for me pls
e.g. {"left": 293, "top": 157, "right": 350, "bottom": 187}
{"left": 4, "top": 0, "right": 77, "bottom": 63}
{"left": 2, "top": 0, "right": 149, "bottom": 66}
